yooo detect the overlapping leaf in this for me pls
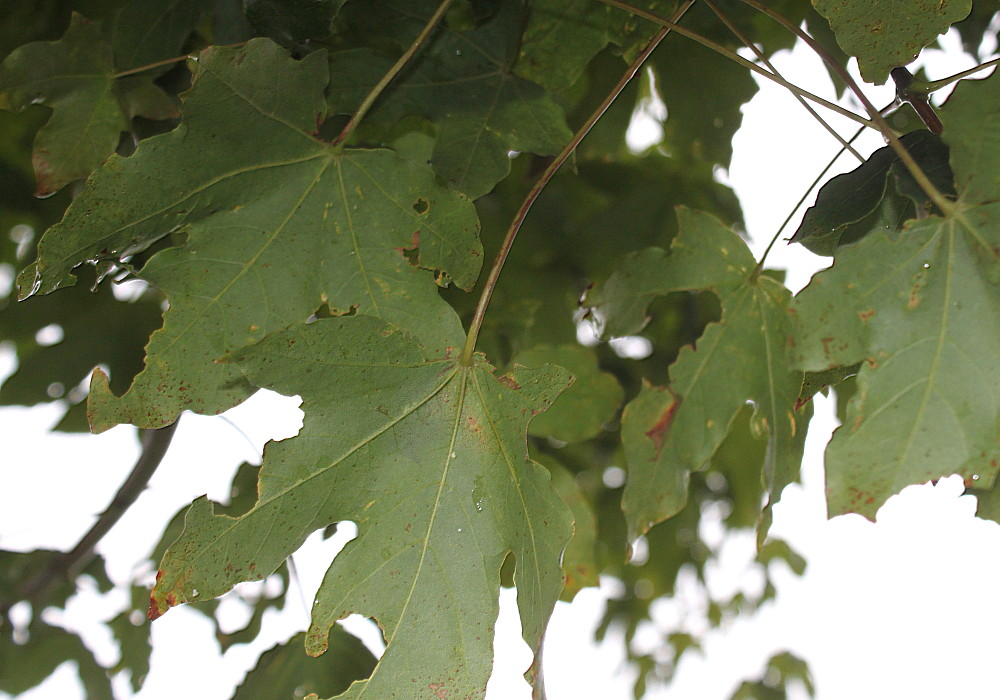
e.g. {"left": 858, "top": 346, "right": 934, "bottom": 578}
{"left": 234, "top": 630, "right": 376, "bottom": 699}
{"left": 812, "top": 0, "right": 972, "bottom": 84}
{"left": 149, "top": 315, "right": 573, "bottom": 698}
{"left": 587, "top": 207, "right": 808, "bottom": 540}
{"left": 790, "top": 74, "right": 1000, "bottom": 518}
{"left": 0, "top": 2, "right": 205, "bottom": 196}
{"left": 790, "top": 130, "right": 955, "bottom": 256}
{"left": 327, "top": 1, "right": 573, "bottom": 198}
{"left": 514, "top": 0, "right": 630, "bottom": 91}
{"left": 512, "top": 344, "right": 624, "bottom": 443}
{"left": 18, "top": 39, "right": 483, "bottom": 431}
{"left": 0, "top": 14, "right": 130, "bottom": 196}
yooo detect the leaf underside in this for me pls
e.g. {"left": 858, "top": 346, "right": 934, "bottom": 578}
{"left": 150, "top": 316, "right": 573, "bottom": 699}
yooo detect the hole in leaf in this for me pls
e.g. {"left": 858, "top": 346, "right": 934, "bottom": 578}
{"left": 412, "top": 198, "right": 429, "bottom": 214}
{"left": 338, "top": 615, "right": 387, "bottom": 659}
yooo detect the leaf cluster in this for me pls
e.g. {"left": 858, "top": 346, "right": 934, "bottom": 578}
{"left": 1, "top": 1, "right": 998, "bottom": 698}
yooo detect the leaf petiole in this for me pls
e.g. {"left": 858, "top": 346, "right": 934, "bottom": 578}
{"left": 596, "top": 0, "right": 878, "bottom": 130}
{"left": 460, "top": 1, "right": 697, "bottom": 365}
{"left": 331, "top": 0, "right": 455, "bottom": 148}
{"left": 735, "top": 0, "right": 956, "bottom": 216}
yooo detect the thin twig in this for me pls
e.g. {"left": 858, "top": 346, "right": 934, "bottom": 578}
{"left": 13, "top": 421, "right": 179, "bottom": 606}
{"left": 332, "top": 0, "right": 455, "bottom": 147}
{"left": 916, "top": 56, "right": 1000, "bottom": 94}
{"left": 702, "top": 0, "right": 864, "bottom": 162}
{"left": 734, "top": 0, "right": 955, "bottom": 216}
{"left": 113, "top": 42, "right": 248, "bottom": 79}
{"left": 595, "top": 0, "right": 878, "bottom": 130}
{"left": 460, "top": 1, "right": 698, "bottom": 364}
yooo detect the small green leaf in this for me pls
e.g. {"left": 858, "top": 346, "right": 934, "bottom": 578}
{"left": 514, "top": 0, "right": 623, "bottom": 92}
{"left": 812, "top": 0, "right": 972, "bottom": 84}
{"left": 0, "top": 14, "right": 125, "bottom": 196}
{"left": 150, "top": 316, "right": 574, "bottom": 698}
{"left": 513, "top": 344, "right": 623, "bottom": 443}
{"left": 233, "top": 630, "right": 376, "bottom": 699}
{"left": 790, "top": 130, "right": 955, "bottom": 255}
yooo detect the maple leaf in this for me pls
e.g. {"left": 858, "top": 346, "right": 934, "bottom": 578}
{"left": 812, "top": 0, "right": 972, "bottom": 84}
{"left": 0, "top": 14, "right": 134, "bottom": 196}
{"left": 327, "top": 1, "right": 573, "bottom": 198}
{"left": 149, "top": 315, "right": 573, "bottom": 698}
{"left": 790, "top": 73, "right": 1000, "bottom": 518}
{"left": 18, "top": 39, "right": 483, "bottom": 432}
{"left": 588, "top": 207, "right": 808, "bottom": 541}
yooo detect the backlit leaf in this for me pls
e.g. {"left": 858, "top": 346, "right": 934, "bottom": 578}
{"left": 790, "top": 71, "right": 1000, "bottom": 518}
{"left": 812, "top": 0, "right": 972, "bottom": 84}
{"left": 18, "top": 39, "right": 482, "bottom": 431}
{"left": 150, "top": 315, "right": 573, "bottom": 698}
{"left": 588, "top": 208, "right": 806, "bottom": 540}
{"left": 790, "top": 208, "right": 999, "bottom": 517}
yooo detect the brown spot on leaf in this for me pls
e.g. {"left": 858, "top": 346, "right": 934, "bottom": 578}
{"left": 147, "top": 596, "right": 163, "bottom": 621}
{"left": 498, "top": 375, "right": 520, "bottom": 390}
{"left": 858, "top": 309, "right": 875, "bottom": 321}
{"left": 645, "top": 391, "right": 681, "bottom": 459}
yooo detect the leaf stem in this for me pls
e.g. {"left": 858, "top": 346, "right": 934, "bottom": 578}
{"left": 12, "top": 421, "right": 179, "bottom": 607}
{"left": 595, "top": 0, "right": 878, "bottom": 130}
{"left": 753, "top": 120, "right": 869, "bottom": 274}
{"left": 702, "top": 0, "right": 864, "bottom": 162}
{"left": 331, "top": 0, "right": 455, "bottom": 148}
{"left": 917, "top": 56, "right": 1000, "bottom": 94}
{"left": 112, "top": 42, "right": 248, "bottom": 79}
{"left": 734, "top": 0, "right": 956, "bottom": 216}
{"left": 459, "top": 1, "right": 697, "bottom": 365}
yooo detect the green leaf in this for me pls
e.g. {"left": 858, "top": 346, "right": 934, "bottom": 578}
{"left": 514, "top": 0, "right": 625, "bottom": 92}
{"left": 0, "top": 276, "right": 162, "bottom": 426}
{"left": 19, "top": 39, "right": 482, "bottom": 431}
{"left": 539, "top": 455, "right": 600, "bottom": 599}
{"left": 244, "top": 0, "right": 341, "bottom": 49}
{"left": 650, "top": 35, "right": 758, "bottom": 169}
{"left": 942, "top": 72, "right": 1000, "bottom": 204}
{"left": 0, "top": 623, "right": 113, "bottom": 699}
{"left": 111, "top": 0, "right": 207, "bottom": 74}
{"left": 149, "top": 315, "right": 573, "bottom": 698}
{"left": 234, "top": 630, "right": 376, "bottom": 699}
{"left": 512, "top": 344, "right": 623, "bottom": 443}
{"left": 0, "top": 14, "right": 126, "bottom": 196}
{"left": 790, "top": 208, "right": 1000, "bottom": 517}
{"left": 327, "top": 2, "right": 573, "bottom": 197}
{"left": 790, "top": 130, "right": 956, "bottom": 255}
{"left": 812, "top": 0, "right": 973, "bottom": 84}
{"left": 588, "top": 208, "right": 806, "bottom": 540}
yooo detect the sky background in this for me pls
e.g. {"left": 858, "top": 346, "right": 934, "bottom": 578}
{"left": 1, "top": 22, "right": 998, "bottom": 700}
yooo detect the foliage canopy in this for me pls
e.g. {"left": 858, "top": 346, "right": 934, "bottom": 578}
{"left": 0, "top": 0, "right": 997, "bottom": 698}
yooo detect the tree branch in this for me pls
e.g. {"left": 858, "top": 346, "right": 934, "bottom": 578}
{"left": 15, "top": 421, "right": 179, "bottom": 604}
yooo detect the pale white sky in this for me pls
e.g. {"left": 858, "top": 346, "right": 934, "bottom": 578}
{"left": 1, "top": 25, "right": 998, "bottom": 700}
